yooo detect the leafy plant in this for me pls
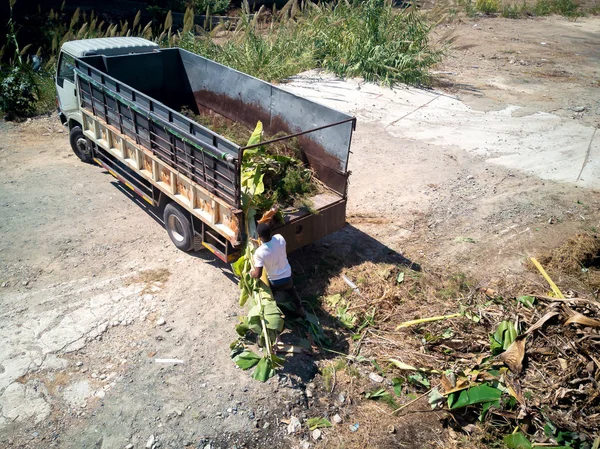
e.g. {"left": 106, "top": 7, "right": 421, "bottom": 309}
{"left": 517, "top": 295, "right": 536, "bottom": 308}
{"left": 305, "top": 0, "right": 441, "bottom": 86}
{"left": 475, "top": 0, "right": 501, "bottom": 14}
{"left": 306, "top": 417, "right": 332, "bottom": 430}
{"left": 490, "top": 320, "right": 518, "bottom": 355}
{"left": 0, "top": 0, "right": 39, "bottom": 120}
{"left": 504, "top": 431, "right": 533, "bottom": 449}
{"left": 230, "top": 121, "right": 286, "bottom": 382}
{"left": 193, "top": 0, "right": 231, "bottom": 15}
{"left": 408, "top": 372, "right": 430, "bottom": 388}
{"left": 447, "top": 383, "right": 502, "bottom": 409}
{"left": 365, "top": 388, "right": 389, "bottom": 399}
{"left": 0, "top": 66, "right": 37, "bottom": 119}
{"left": 179, "top": 0, "right": 440, "bottom": 86}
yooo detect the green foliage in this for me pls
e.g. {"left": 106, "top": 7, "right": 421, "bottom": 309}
{"left": 233, "top": 350, "right": 261, "bottom": 369}
{"left": 447, "top": 383, "right": 502, "bottom": 409}
{"left": 544, "top": 420, "right": 590, "bottom": 449}
{"left": 365, "top": 388, "right": 389, "bottom": 399}
{"left": 475, "top": 0, "right": 501, "bottom": 14}
{"left": 517, "top": 295, "right": 536, "bottom": 308}
{"left": 490, "top": 320, "right": 518, "bottom": 355}
{"left": 194, "top": 0, "right": 231, "bottom": 15}
{"left": 500, "top": 0, "right": 581, "bottom": 17}
{"left": 407, "top": 372, "right": 430, "bottom": 388}
{"left": 504, "top": 432, "right": 532, "bottom": 449}
{"left": 230, "top": 122, "right": 286, "bottom": 382}
{"left": 0, "top": 66, "right": 37, "bottom": 119}
{"left": 502, "top": 2, "right": 526, "bottom": 18}
{"left": 306, "top": 0, "right": 441, "bottom": 86}
{"left": 179, "top": 0, "right": 440, "bottom": 86}
{"left": 533, "top": 0, "right": 580, "bottom": 16}
{"left": 239, "top": 127, "right": 320, "bottom": 212}
{"left": 306, "top": 417, "right": 332, "bottom": 430}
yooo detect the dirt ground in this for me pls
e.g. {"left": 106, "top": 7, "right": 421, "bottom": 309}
{"left": 1, "top": 15, "right": 599, "bottom": 449}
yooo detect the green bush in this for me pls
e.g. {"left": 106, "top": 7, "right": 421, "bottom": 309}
{"left": 475, "top": 0, "right": 501, "bottom": 14}
{"left": 534, "top": 0, "right": 580, "bottom": 15}
{"left": 180, "top": 0, "right": 441, "bottom": 86}
{"left": 193, "top": 0, "right": 231, "bottom": 15}
{"left": 306, "top": 0, "right": 441, "bottom": 85}
{"left": 502, "top": 3, "right": 523, "bottom": 17}
{"left": 499, "top": 0, "right": 580, "bottom": 17}
{"left": 0, "top": 66, "right": 37, "bottom": 120}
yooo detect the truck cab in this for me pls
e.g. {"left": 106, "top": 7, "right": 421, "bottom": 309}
{"left": 56, "top": 38, "right": 159, "bottom": 159}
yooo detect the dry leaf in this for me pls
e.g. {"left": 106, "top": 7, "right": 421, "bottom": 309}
{"left": 558, "top": 358, "right": 568, "bottom": 370}
{"left": 505, "top": 376, "right": 525, "bottom": 405}
{"left": 258, "top": 208, "right": 278, "bottom": 223}
{"left": 479, "top": 287, "right": 497, "bottom": 297}
{"left": 525, "top": 310, "right": 560, "bottom": 335}
{"left": 564, "top": 311, "right": 600, "bottom": 328}
{"left": 500, "top": 336, "right": 526, "bottom": 374}
{"left": 443, "top": 378, "right": 470, "bottom": 396}
{"left": 440, "top": 374, "right": 456, "bottom": 393}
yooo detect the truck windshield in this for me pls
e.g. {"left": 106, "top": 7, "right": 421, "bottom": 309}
{"left": 57, "top": 52, "right": 75, "bottom": 88}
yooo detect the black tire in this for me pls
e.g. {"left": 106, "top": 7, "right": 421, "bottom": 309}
{"left": 69, "top": 125, "right": 93, "bottom": 163}
{"left": 163, "top": 203, "right": 194, "bottom": 252}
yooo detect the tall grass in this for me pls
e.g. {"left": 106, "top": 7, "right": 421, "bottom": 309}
{"left": 179, "top": 0, "right": 442, "bottom": 86}
{"left": 305, "top": 0, "right": 441, "bottom": 85}
{"left": 2, "top": 0, "right": 442, "bottom": 118}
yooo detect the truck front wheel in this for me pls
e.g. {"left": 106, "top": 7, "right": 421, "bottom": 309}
{"left": 163, "top": 203, "right": 194, "bottom": 252}
{"left": 69, "top": 125, "right": 93, "bottom": 163}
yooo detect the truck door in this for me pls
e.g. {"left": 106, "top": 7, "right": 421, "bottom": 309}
{"left": 56, "top": 52, "right": 78, "bottom": 119}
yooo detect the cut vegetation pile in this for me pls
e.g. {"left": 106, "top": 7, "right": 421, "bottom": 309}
{"left": 296, "top": 235, "right": 600, "bottom": 448}
{"left": 181, "top": 107, "right": 323, "bottom": 212}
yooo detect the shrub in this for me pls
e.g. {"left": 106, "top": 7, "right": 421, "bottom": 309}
{"left": 179, "top": 0, "right": 441, "bottom": 86}
{"left": 305, "top": 0, "right": 441, "bottom": 85}
{"left": 0, "top": 66, "right": 37, "bottom": 120}
{"left": 193, "top": 0, "right": 231, "bottom": 15}
{"left": 502, "top": 3, "right": 523, "bottom": 17}
{"left": 475, "top": 0, "right": 501, "bottom": 14}
{"left": 534, "top": 0, "right": 580, "bottom": 16}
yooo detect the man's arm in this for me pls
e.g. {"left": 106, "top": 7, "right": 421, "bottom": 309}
{"left": 251, "top": 250, "right": 264, "bottom": 279}
{"left": 250, "top": 266, "right": 263, "bottom": 279}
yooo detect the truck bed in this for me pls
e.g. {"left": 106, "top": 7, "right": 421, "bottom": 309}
{"left": 74, "top": 47, "right": 355, "bottom": 256}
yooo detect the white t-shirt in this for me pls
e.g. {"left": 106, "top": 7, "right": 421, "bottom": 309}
{"left": 253, "top": 234, "right": 292, "bottom": 281}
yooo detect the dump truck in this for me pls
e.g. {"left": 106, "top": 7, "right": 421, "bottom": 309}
{"left": 56, "top": 37, "right": 355, "bottom": 262}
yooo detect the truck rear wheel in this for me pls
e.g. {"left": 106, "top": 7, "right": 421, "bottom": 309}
{"left": 163, "top": 203, "right": 194, "bottom": 252}
{"left": 69, "top": 125, "right": 93, "bottom": 163}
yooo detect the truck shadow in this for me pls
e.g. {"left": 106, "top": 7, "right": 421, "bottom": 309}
{"left": 278, "top": 224, "right": 421, "bottom": 383}
{"left": 110, "top": 179, "right": 239, "bottom": 281}
{"left": 110, "top": 179, "right": 422, "bottom": 382}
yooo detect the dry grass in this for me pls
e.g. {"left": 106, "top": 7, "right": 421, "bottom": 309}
{"left": 303, "top": 234, "right": 600, "bottom": 447}
{"left": 125, "top": 268, "right": 171, "bottom": 294}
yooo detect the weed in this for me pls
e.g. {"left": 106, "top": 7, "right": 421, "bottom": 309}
{"left": 126, "top": 268, "right": 171, "bottom": 290}
{"left": 497, "top": 0, "right": 581, "bottom": 17}
{"left": 534, "top": 0, "right": 580, "bottom": 15}
{"left": 179, "top": 0, "right": 441, "bottom": 86}
{"left": 193, "top": 0, "right": 231, "bottom": 15}
{"left": 502, "top": 2, "right": 524, "bottom": 17}
{"left": 306, "top": 0, "right": 441, "bottom": 86}
{"left": 0, "top": 66, "right": 37, "bottom": 119}
{"left": 6, "top": 0, "right": 441, "bottom": 119}
{"left": 475, "top": 0, "right": 501, "bottom": 14}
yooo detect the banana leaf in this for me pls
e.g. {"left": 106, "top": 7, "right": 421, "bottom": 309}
{"left": 448, "top": 383, "right": 502, "bottom": 409}
{"left": 233, "top": 351, "right": 261, "bottom": 370}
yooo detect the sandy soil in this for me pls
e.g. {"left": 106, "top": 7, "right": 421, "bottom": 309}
{"left": 1, "top": 15, "right": 599, "bottom": 449}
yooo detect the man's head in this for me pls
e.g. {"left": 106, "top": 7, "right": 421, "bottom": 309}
{"left": 257, "top": 223, "right": 272, "bottom": 242}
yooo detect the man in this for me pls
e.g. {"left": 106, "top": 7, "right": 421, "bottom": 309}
{"left": 250, "top": 223, "right": 306, "bottom": 318}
